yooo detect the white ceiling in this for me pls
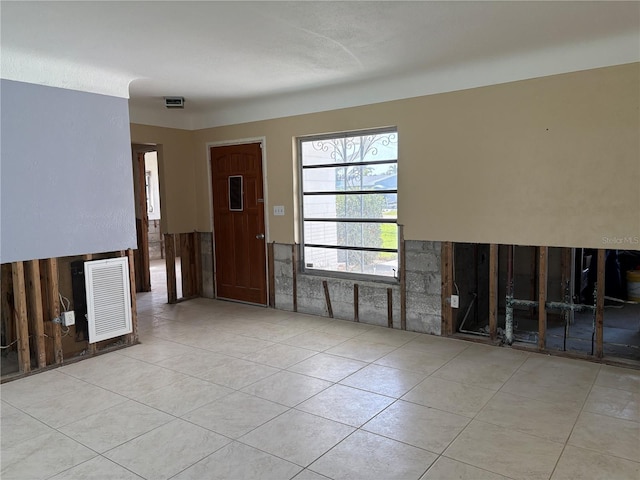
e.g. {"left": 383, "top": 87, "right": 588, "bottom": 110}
{"left": 2, "top": 1, "right": 639, "bottom": 130}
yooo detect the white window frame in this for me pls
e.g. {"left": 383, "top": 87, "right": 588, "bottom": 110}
{"left": 145, "top": 171, "right": 154, "bottom": 214}
{"left": 298, "top": 127, "right": 398, "bottom": 281}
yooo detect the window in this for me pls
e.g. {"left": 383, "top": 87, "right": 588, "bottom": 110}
{"left": 299, "top": 128, "right": 398, "bottom": 278}
{"left": 228, "top": 175, "right": 243, "bottom": 211}
{"left": 145, "top": 171, "right": 154, "bottom": 214}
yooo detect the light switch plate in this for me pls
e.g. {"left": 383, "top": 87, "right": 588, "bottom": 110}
{"left": 274, "top": 205, "right": 285, "bottom": 216}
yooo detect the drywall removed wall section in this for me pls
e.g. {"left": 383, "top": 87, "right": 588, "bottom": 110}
{"left": 405, "top": 241, "right": 442, "bottom": 334}
{"left": 148, "top": 220, "right": 162, "bottom": 260}
{"left": 273, "top": 243, "right": 401, "bottom": 326}
{"left": 200, "top": 232, "right": 214, "bottom": 299}
{"left": 272, "top": 241, "right": 441, "bottom": 333}
{"left": 1, "top": 80, "right": 136, "bottom": 263}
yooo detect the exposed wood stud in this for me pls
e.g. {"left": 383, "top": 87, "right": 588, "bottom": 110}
{"left": 81, "top": 255, "right": 95, "bottom": 350}
{"left": 292, "top": 244, "right": 298, "bottom": 313}
{"left": 529, "top": 246, "right": 537, "bottom": 319}
{"left": 441, "top": 242, "right": 454, "bottom": 336}
{"left": 188, "top": 232, "right": 198, "bottom": 297}
{"left": 37, "top": 260, "right": 53, "bottom": 363}
{"left": 26, "top": 260, "right": 46, "bottom": 368}
{"left": 322, "top": 280, "right": 333, "bottom": 318}
{"left": 180, "top": 233, "right": 192, "bottom": 298}
{"left": 560, "top": 247, "right": 572, "bottom": 301}
{"left": 354, "top": 284, "right": 359, "bottom": 322}
{"left": 134, "top": 220, "right": 143, "bottom": 291}
{"left": 11, "top": 262, "right": 31, "bottom": 373}
{"left": 595, "top": 249, "right": 605, "bottom": 358}
{"left": 44, "top": 258, "right": 63, "bottom": 364}
{"left": 268, "top": 242, "right": 276, "bottom": 308}
{"left": 136, "top": 152, "right": 151, "bottom": 292}
{"left": 387, "top": 288, "right": 393, "bottom": 328}
{"left": 194, "top": 232, "right": 202, "bottom": 296}
{"left": 126, "top": 249, "right": 139, "bottom": 346}
{"left": 190, "top": 235, "right": 196, "bottom": 297}
{"left": 489, "top": 244, "right": 498, "bottom": 341}
{"left": 164, "top": 234, "right": 177, "bottom": 303}
{"left": 1, "top": 265, "right": 15, "bottom": 346}
{"left": 399, "top": 225, "right": 407, "bottom": 330}
{"left": 538, "top": 246, "right": 548, "bottom": 351}
{"left": 505, "top": 245, "right": 514, "bottom": 345}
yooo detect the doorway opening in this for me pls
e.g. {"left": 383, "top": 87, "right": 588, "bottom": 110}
{"left": 144, "top": 152, "right": 163, "bottom": 264}
{"left": 132, "top": 145, "right": 163, "bottom": 293}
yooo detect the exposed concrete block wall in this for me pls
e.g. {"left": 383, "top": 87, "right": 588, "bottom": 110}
{"left": 404, "top": 240, "right": 442, "bottom": 335}
{"left": 200, "top": 232, "right": 214, "bottom": 299}
{"left": 273, "top": 243, "right": 295, "bottom": 311}
{"left": 273, "top": 241, "right": 441, "bottom": 333}
{"left": 148, "top": 219, "right": 163, "bottom": 260}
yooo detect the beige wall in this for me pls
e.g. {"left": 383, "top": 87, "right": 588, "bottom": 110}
{"left": 130, "top": 124, "right": 195, "bottom": 234}
{"left": 135, "top": 63, "right": 640, "bottom": 250}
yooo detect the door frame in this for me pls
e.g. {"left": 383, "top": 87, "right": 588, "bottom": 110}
{"left": 206, "top": 137, "right": 270, "bottom": 305}
{"left": 131, "top": 144, "right": 157, "bottom": 292}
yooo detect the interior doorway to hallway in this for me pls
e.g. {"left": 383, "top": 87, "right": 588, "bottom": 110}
{"left": 132, "top": 145, "right": 163, "bottom": 293}
{"left": 143, "top": 151, "right": 163, "bottom": 268}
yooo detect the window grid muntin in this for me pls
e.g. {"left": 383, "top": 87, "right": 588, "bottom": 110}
{"left": 299, "top": 128, "right": 398, "bottom": 278}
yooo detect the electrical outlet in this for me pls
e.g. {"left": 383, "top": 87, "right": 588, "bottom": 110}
{"left": 61, "top": 311, "right": 75, "bottom": 327}
{"left": 273, "top": 205, "right": 285, "bottom": 216}
{"left": 450, "top": 295, "right": 459, "bottom": 309}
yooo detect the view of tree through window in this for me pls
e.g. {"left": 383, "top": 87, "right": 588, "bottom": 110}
{"left": 299, "top": 128, "right": 398, "bottom": 277}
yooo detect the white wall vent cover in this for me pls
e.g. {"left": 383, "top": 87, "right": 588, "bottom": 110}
{"left": 85, "top": 257, "right": 132, "bottom": 343}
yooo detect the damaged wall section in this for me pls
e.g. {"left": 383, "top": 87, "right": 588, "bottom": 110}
{"left": 200, "top": 233, "right": 215, "bottom": 299}
{"left": 273, "top": 241, "right": 441, "bottom": 333}
{"left": 405, "top": 241, "right": 442, "bottom": 335}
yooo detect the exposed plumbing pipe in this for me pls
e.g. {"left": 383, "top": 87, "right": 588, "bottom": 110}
{"left": 604, "top": 295, "right": 639, "bottom": 305}
{"left": 503, "top": 244, "right": 595, "bottom": 348}
{"left": 546, "top": 301, "right": 596, "bottom": 312}
{"left": 510, "top": 299, "right": 538, "bottom": 308}
{"left": 591, "top": 283, "right": 598, "bottom": 356}
{"left": 505, "top": 245, "right": 514, "bottom": 345}
{"left": 569, "top": 248, "right": 576, "bottom": 324}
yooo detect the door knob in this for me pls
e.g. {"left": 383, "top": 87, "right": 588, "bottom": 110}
{"left": 256, "top": 233, "right": 265, "bottom": 240}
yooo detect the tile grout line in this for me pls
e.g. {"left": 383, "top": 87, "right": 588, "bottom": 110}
{"left": 7, "top": 292, "right": 639, "bottom": 480}
{"left": 547, "top": 363, "right": 603, "bottom": 480}
{"left": 417, "top": 348, "right": 532, "bottom": 480}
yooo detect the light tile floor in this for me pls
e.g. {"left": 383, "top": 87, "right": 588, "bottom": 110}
{"left": 1, "top": 289, "right": 639, "bottom": 480}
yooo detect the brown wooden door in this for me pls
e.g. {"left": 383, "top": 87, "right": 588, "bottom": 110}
{"left": 211, "top": 143, "right": 267, "bottom": 305}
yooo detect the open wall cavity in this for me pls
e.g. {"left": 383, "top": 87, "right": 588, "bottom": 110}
{"left": 271, "top": 240, "right": 442, "bottom": 334}
{"left": 449, "top": 243, "right": 640, "bottom": 362}
{"left": 1, "top": 251, "right": 139, "bottom": 380}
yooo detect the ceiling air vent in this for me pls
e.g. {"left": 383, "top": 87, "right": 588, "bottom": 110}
{"left": 164, "top": 96, "right": 185, "bottom": 109}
